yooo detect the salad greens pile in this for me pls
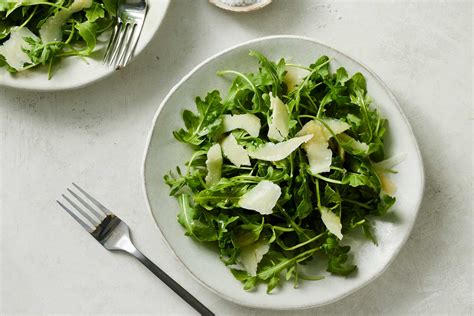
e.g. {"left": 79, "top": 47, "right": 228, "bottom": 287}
{"left": 165, "top": 51, "right": 396, "bottom": 293}
{"left": 0, "top": 0, "right": 116, "bottom": 78}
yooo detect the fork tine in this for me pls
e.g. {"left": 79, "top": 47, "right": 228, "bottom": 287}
{"left": 72, "top": 183, "right": 112, "bottom": 216}
{"left": 62, "top": 194, "right": 100, "bottom": 226}
{"left": 108, "top": 23, "right": 129, "bottom": 67}
{"left": 117, "top": 23, "right": 139, "bottom": 68}
{"left": 104, "top": 22, "right": 121, "bottom": 64}
{"left": 67, "top": 188, "right": 104, "bottom": 221}
{"left": 116, "top": 23, "right": 135, "bottom": 68}
{"left": 57, "top": 200, "right": 93, "bottom": 233}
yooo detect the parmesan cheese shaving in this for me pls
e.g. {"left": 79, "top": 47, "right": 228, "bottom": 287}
{"left": 284, "top": 65, "right": 310, "bottom": 92}
{"left": 205, "top": 143, "right": 223, "bottom": 185}
{"left": 222, "top": 113, "right": 261, "bottom": 137}
{"left": 239, "top": 241, "right": 270, "bottom": 277}
{"left": 239, "top": 180, "right": 281, "bottom": 215}
{"left": 0, "top": 27, "right": 37, "bottom": 70}
{"left": 39, "top": 0, "right": 93, "bottom": 43}
{"left": 320, "top": 206, "right": 343, "bottom": 240}
{"left": 296, "top": 119, "right": 350, "bottom": 174}
{"left": 378, "top": 172, "right": 397, "bottom": 196}
{"left": 220, "top": 134, "right": 250, "bottom": 167}
{"left": 373, "top": 153, "right": 406, "bottom": 196}
{"left": 248, "top": 134, "right": 313, "bottom": 161}
{"left": 267, "top": 92, "right": 290, "bottom": 141}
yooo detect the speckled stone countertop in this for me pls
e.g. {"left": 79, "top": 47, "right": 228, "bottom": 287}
{"left": 1, "top": 1, "right": 472, "bottom": 314}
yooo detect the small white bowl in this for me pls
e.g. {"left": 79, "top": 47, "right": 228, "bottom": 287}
{"left": 209, "top": 0, "right": 272, "bottom": 12}
{"left": 0, "top": 0, "right": 170, "bottom": 91}
{"left": 143, "top": 35, "right": 424, "bottom": 310}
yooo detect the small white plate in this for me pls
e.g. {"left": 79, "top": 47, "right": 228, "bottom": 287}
{"left": 143, "top": 35, "right": 424, "bottom": 310}
{"left": 0, "top": 0, "right": 170, "bottom": 91}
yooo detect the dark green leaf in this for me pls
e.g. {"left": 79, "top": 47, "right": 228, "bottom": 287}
{"left": 173, "top": 90, "right": 225, "bottom": 145}
{"left": 295, "top": 164, "right": 313, "bottom": 219}
{"left": 177, "top": 194, "right": 217, "bottom": 242}
{"left": 232, "top": 219, "right": 264, "bottom": 248}
{"left": 323, "top": 236, "right": 357, "bottom": 276}
{"left": 103, "top": 0, "right": 118, "bottom": 16}
{"left": 375, "top": 193, "right": 396, "bottom": 216}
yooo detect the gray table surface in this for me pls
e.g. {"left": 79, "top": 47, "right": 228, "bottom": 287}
{"left": 1, "top": 0, "right": 472, "bottom": 315}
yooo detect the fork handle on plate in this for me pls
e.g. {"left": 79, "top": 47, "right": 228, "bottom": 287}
{"left": 129, "top": 248, "right": 215, "bottom": 316}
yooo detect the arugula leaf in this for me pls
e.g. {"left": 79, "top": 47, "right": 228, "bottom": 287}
{"left": 173, "top": 90, "right": 225, "bottom": 146}
{"left": 323, "top": 236, "right": 357, "bottom": 276}
{"left": 0, "top": 20, "right": 14, "bottom": 40}
{"left": 376, "top": 193, "right": 396, "bottom": 216}
{"left": 249, "top": 49, "right": 286, "bottom": 96}
{"left": 323, "top": 184, "right": 341, "bottom": 205}
{"left": 231, "top": 220, "right": 264, "bottom": 248}
{"left": 85, "top": 3, "right": 105, "bottom": 22}
{"left": 342, "top": 172, "right": 377, "bottom": 190}
{"left": 177, "top": 194, "right": 217, "bottom": 242}
{"left": 231, "top": 269, "right": 258, "bottom": 291}
{"left": 103, "top": 0, "right": 117, "bottom": 17}
{"left": 76, "top": 21, "right": 98, "bottom": 54}
{"left": 294, "top": 162, "right": 313, "bottom": 219}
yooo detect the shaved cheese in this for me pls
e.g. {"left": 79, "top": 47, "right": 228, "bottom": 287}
{"left": 284, "top": 65, "right": 310, "bottom": 92}
{"left": 267, "top": 92, "right": 289, "bottom": 141}
{"left": 320, "top": 206, "right": 343, "bottom": 240}
{"left": 220, "top": 134, "right": 250, "bottom": 167}
{"left": 40, "top": 0, "right": 93, "bottom": 43}
{"left": 296, "top": 119, "right": 350, "bottom": 174}
{"left": 239, "top": 180, "right": 281, "bottom": 215}
{"left": 321, "top": 119, "right": 351, "bottom": 138}
{"left": 338, "top": 133, "right": 369, "bottom": 153}
{"left": 205, "top": 144, "right": 223, "bottom": 185}
{"left": 222, "top": 113, "right": 261, "bottom": 137}
{"left": 348, "top": 138, "right": 369, "bottom": 152}
{"left": 248, "top": 134, "right": 313, "bottom": 161}
{"left": 352, "top": 140, "right": 369, "bottom": 152}
{"left": 378, "top": 172, "right": 397, "bottom": 196}
{"left": 372, "top": 153, "right": 406, "bottom": 196}
{"left": 303, "top": 140, "right": 333, "bottom": 174}
{"left": 0, "top": 27, "right": 37, "bottom": 70}
{"left": 239, "top": 241, "right": 270, "bottom": 276}
{"left": 373, "top": 153, "right": 407, "bottom": 170}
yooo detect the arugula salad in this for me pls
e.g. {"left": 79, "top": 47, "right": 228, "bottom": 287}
{"left": 165, "top": 51, "right": 397, "bottom": 293}
{"left": 0, "top": 0, "right": 116, "bottom": 78}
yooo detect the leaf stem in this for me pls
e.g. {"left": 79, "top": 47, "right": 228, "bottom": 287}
{"left": 313, "top": 173, "right": 343, "bottom": 184}
{"left": 18, "top": 5, "right": 38, "bottom": 30}
{"left": 278, "top": 232, "right": 326, "bottom": 251}
{"left": 343, "top": 198, "right": 373, "bottom": 210}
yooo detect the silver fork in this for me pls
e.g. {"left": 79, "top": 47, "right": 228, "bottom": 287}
{"left": 57, "top": 183, "right": 214, "bottom": 316}
{"left": 103, "top": 0, "right": 148, "bottom": 69}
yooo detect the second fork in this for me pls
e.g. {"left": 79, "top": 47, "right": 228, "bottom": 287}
{"left": 104, "top": 0, "right": 148, "bottom": 69}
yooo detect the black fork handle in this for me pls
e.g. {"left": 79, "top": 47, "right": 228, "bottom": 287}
{"left": 130, "top": 248, "right": 215, "bottom": 316}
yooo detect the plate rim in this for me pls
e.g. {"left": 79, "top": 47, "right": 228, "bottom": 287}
{"left": 142, "top": 35, "right": 425, "bottom": 310}
{"left": 0, "top": 0, "right": 170, "bottom": 91}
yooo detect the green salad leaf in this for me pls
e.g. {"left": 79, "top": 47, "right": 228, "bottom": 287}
{"left": 165, "top": 51, "right": 397, "bottom": 293}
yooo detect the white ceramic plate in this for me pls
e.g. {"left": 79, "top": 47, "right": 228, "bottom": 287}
{"left": 0, "top": 0, "right": 169, "bottom": 91}
{"left": 143, "top": 35, "right": 424, "bottom": 310}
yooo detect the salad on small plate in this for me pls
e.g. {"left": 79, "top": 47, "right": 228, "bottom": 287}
{"left": 0, "top": 0, "right": 170, "bottom": 90}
